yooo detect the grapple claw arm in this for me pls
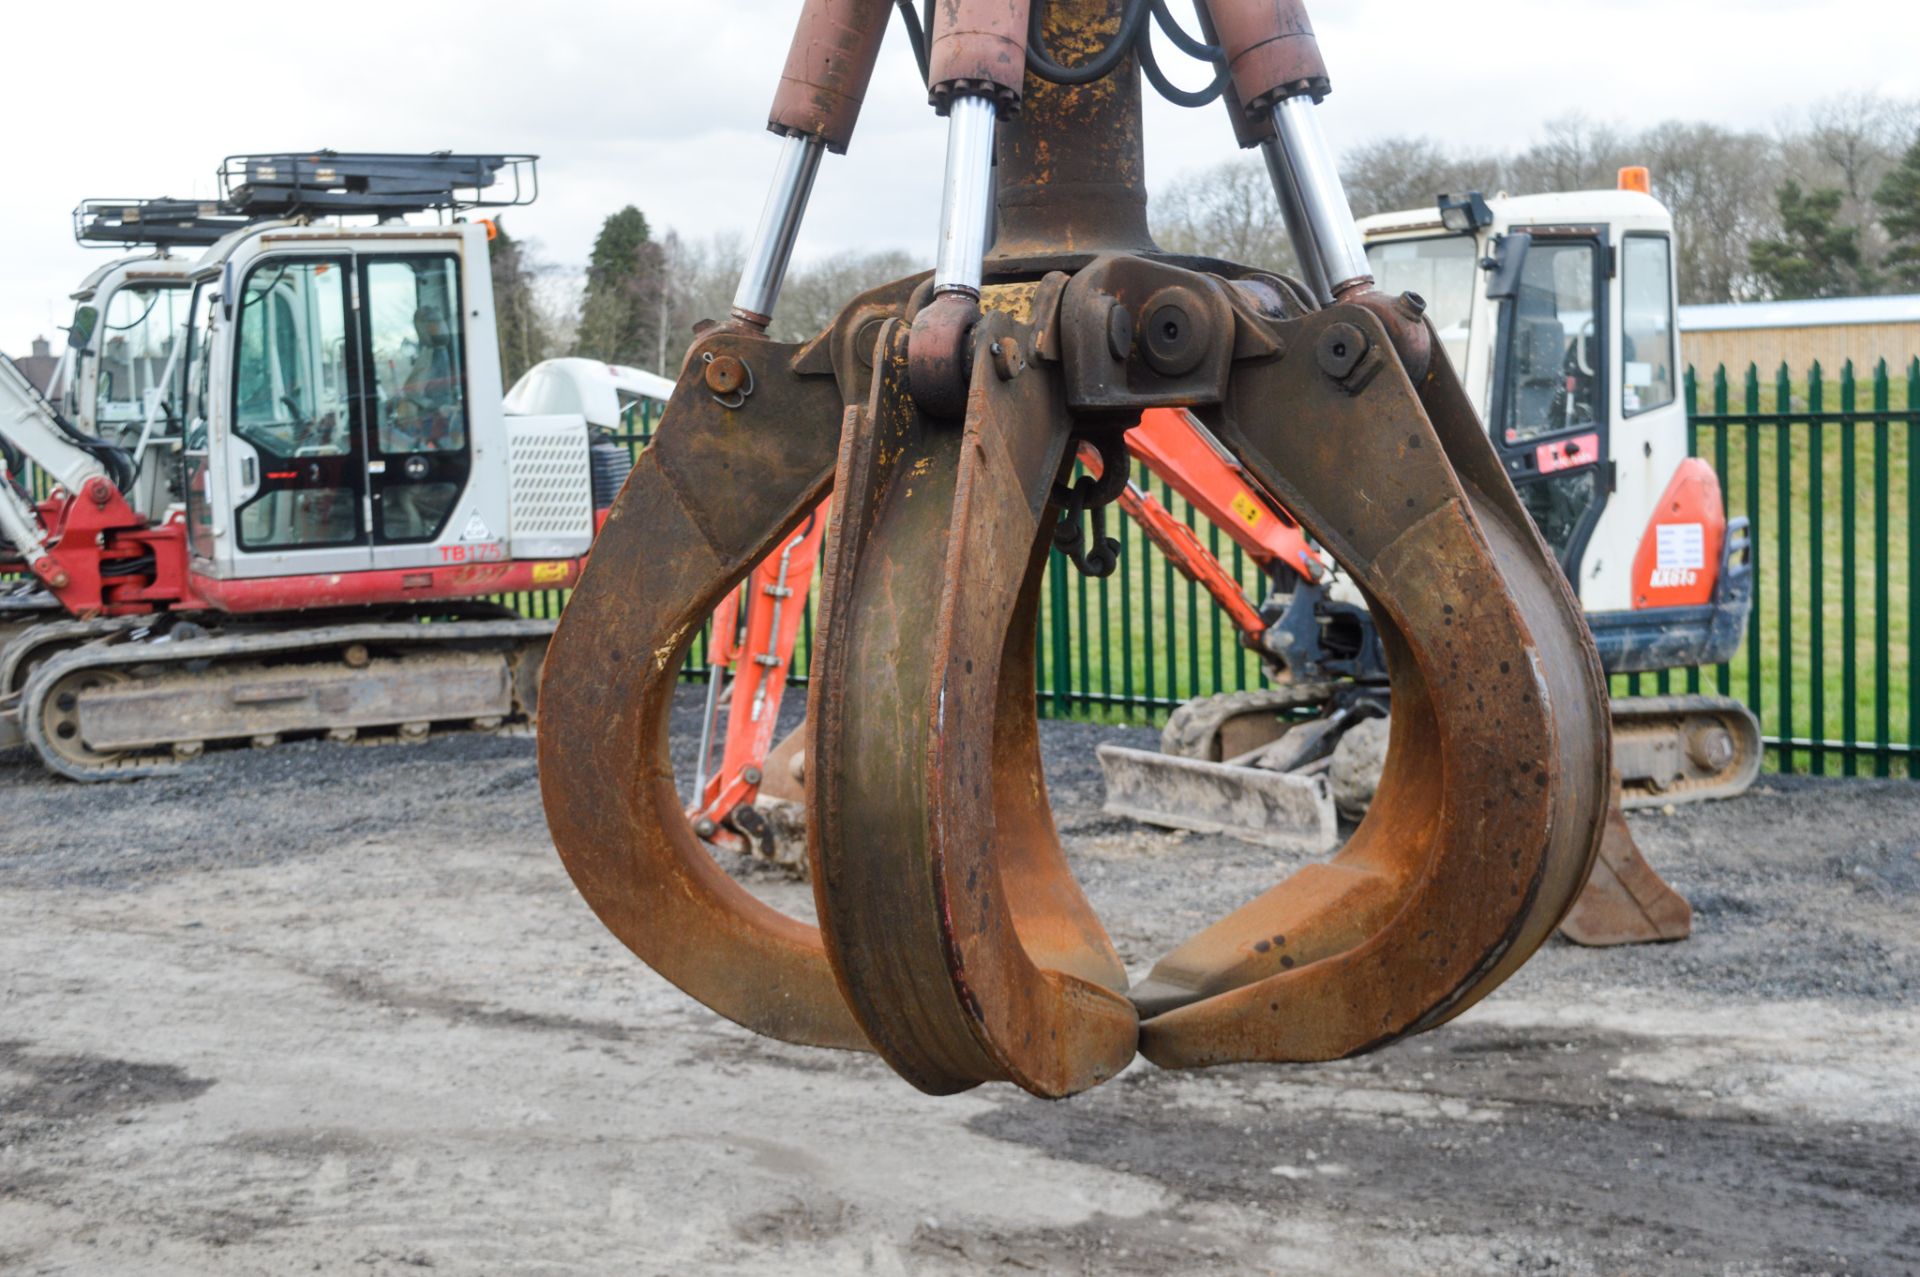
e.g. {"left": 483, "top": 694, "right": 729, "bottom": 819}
{"left": 538, "top": 277, "right": 924, "bottom": 1052}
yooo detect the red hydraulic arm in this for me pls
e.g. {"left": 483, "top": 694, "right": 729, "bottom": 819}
{"left": 688, "top": 504, "right": 830, "bottom": 850}
{"left": 1125, "top": 408, "right": 1323, "bottom": 585}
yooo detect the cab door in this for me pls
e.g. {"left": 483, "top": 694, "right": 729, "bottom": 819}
{"left": 1489, "top": 226, "right": 1612, "bottom": 596}
{"left": 224, "top": 254, "right": 372, "bottom": 578}
{"left": 357, "top": 253, "right": 475, "bottom": 569}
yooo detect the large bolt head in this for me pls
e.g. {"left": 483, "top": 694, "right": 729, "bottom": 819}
{"left": 703, "top": 354, "right": 748, "bottom": 396}
{"left": 1316, "top": 322, "right": 1368, "bottom": 381}
{"left": 1142, "top": 289, "right": 1208, "bottom": 378}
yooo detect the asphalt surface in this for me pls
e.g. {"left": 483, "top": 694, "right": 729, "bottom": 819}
{"left": 1, "top": 691, "right": 1916, "bottom": 1275}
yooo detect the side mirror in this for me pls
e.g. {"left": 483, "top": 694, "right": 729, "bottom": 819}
{"left": 66, "top": 306, "right": 99, "bottom": 351}
{"left": 1483, "top": 232, "right": 1532, "bottom": 301}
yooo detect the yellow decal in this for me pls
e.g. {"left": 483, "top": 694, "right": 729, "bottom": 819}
{"left": 1230, "top": 492, "right": 1265, "bottom": 529}
{"left": 531, "top": 561, "right": 570, "bottom": 585}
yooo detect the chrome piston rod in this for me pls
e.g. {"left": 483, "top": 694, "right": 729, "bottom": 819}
{"left": 1262, "top": 95, "right": 1372, "bottom": 301}
{"left": 933, "top": 94, "right": 998, "bottom": 299}
{"left": 732, "top": 133, "right": 827, "bottom": 327}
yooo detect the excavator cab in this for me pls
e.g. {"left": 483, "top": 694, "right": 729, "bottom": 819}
{"left": 1362, "top": 181, "right": 1747, "bottom": 671}
{"left": 170, "top": 154, "right": 584, "bottom": 598}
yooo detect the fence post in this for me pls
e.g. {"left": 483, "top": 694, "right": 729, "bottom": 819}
{"left": 1842, "top": 361, "right": 1859, "bottom": 777}
{"left": 1874, "top": 360, "right": 1892, "bottom": 777}
{"left": 1744, "top": 364, "right": 1763, "bottom": 748}
{"left": 1808, "top": 360, "right": 1826, "bottom": 775}
{"left": 1910, "top": 359, "right": 1919, "bottom": 781}
{"left": 1685, "top": 367, "right": 1702, "bottom": 696}
{"left": 1776, "top": 361, "right": 1794, "bottom": 772}
{"left": 1714, "top": 366, "right": 1732, "bottom": 698}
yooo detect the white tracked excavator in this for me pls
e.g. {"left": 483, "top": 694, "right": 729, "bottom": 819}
{"left": 0, "top": 154, "right": 656, "bottom": 779}
{"left": 1097, "top": 174, "right": 1763, "bottom": 945}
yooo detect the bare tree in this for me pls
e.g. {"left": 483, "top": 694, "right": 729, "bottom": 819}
{"left": 1151, "top": 158, "right": 1297, "bottom": 273}
{"left": 1508, "top": 115, "right": 1631, "bottom": 195}
{"left": 1341, "top": 136, "right": 1505, "bottom": 219}
{"left": 769, "top": 249, "right": 920, "bottom": 344}
{"left": 644, "top": 233, "right": 745, "bottom": 375}
{"left": 1638, "top": 122, "right": 1784, "bottom": 303}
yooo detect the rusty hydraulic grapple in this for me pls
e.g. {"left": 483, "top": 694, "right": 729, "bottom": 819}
{"left": 539, "top": 0, "right": 1613, "bottom": 1097}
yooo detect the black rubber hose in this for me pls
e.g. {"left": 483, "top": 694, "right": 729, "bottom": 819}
{"left": 1138, "top": 29, "right": 1229, "bottom": 107}
{"left": 894, "top": 0, "right": 930, "bottom": 85}
{"left": 1025, "top": 0, "right": 1152, "bottom": 86}
{"left": 1149, "top": 0, "right": 1218, "bottom": 60}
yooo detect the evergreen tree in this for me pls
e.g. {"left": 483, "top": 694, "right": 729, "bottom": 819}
{"left": 488, "top": 218, "right": 549, "bottom": 387}
{"left": 1875, "top": 135, "right": 1920, "bottom": 291}
{"left": 1749, "top": 182, "right": 1865, "bottom": 299}
{"left": 575, "top": 206, "right": 666, "bottom": 368}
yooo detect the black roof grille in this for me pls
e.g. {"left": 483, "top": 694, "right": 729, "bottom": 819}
{"left": 218, "top": 151, "right": 538, "bottom": 217}
{"left": 73, "top": 198, "right": 253, "bottom": 249}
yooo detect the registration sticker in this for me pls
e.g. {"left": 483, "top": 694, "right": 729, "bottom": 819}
{"left": 532, "top": 561, "right": 570, "bottom": 585}
{"left": 1656, "top": 523, "right": 1706, "bottom": 572}
{"left": 1229, "top": 492, "right": 1265, "bottom": 528}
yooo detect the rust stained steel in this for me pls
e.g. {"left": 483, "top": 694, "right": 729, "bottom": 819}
{"left": 986, "top": 0, "right": 1155, "bottom": 269}
{"left": 537, "top": 276, "right": 923, "bottom": 1053}
{"left": 768, "top": 0, "right": 895, "bottom": 153}
{"left": 539, "top": 0, "right": 1615, "bottom": 1097}
{"left": 1204, "top": 0, "right": 1331, "bottom": 112}
{"left": 928, "top": 0, "right": 1035, "bottom": 112}
{"left": 808, "top": 313, "right": 1136, "bottom": 1097}
{"left": 1135, "top": 297, "right": 1610, "bottom": 1066}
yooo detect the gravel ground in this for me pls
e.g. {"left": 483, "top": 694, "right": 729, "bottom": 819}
{"left": 1, "top": 691, "right": 1916, "bottom": 1276}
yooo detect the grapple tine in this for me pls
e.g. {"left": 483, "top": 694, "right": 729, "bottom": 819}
{"left": 1134, "top": 304, "right": 1611, "bottom": 1068}
{"left": 537, "top": 325, "right": 868, "bottom": 1052}
{"left": 808, "top": 314, "right": 1137, "bottom": 1098}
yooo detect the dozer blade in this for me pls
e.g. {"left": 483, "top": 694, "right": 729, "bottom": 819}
{"left": 1096, "top": 743, "right": 1337, "bottom": 852}
{"left": 1558, "top": 778, "right": 1693, "bottom": 946}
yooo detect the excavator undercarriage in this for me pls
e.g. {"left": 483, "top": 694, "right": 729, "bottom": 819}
{"left": 539, "top": 0, "right": 1623, "bottom": 1097}
{"left": 0, "top": 602, "right": 549, "bottom": 780}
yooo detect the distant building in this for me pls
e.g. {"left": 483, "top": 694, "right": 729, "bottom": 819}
{"left": 11, "top": 336, "right": 62, "bottom": 395}
{"left": 1680, "top": 295, "right": 1920, "bottom": 376}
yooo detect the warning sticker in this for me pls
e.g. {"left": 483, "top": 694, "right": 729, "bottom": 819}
{"left": 1656, "top": 523, "right": 1705, "bottom": 572}
{"left": 531, "top": 561, "right": 569, "bottom": 585}
{"left": 1229, "top": 492, "right": 1265, "bottom": 528}
{"left": 461, "top": 512, "right": 492, "bottom": 543}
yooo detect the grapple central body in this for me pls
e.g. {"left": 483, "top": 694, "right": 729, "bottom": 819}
{"left": 538, "top": 0, "right": 1612, "bottom": 1098}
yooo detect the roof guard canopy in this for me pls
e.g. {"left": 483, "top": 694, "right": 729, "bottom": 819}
{"left": 72, "top": 198, "right": 253, "bottom": 249}
{"left": 218, "top": 151, "right": 539, "bottom": 218}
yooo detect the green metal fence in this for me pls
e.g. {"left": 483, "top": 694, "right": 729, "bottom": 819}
{"left": 1661, "top": 359, "right": 1916, "bottom": 777}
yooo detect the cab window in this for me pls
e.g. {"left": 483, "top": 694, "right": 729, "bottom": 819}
{"left": 233, "top": 259, "right": 353, "bottom": 458}
{"left": 95, "top": 284, "right": 191, "bottom": 427}
{"left": 1500, "top": 240, "right": 1600, "bottom": 445}
{"left": 365, "top": 256, "right": 467, "bottom": 456}
{"left": 231, "top": 258, "right": 360, "bottom": 551}
{"left": 1622, "top": 235, "right": 1677, "bottom": 415}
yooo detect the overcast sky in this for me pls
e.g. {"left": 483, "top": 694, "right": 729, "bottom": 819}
{"left": 3, "top": 0, "right": 1916, "bottom": 354}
